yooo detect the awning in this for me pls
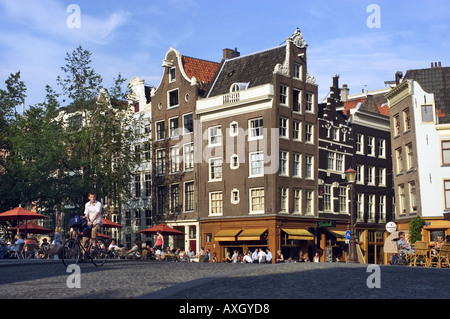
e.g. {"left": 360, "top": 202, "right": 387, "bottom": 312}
{"left": 282, "top": 229, "right": 315, "bottom": 240}
{"left": 237, "top": 228, "right": 267, "bottom": 241}
{"left": 215, "top": 229, "right": 241, "bottom": 241}
{"left": 328, "top": 230, "right": 347, "bottom": 242}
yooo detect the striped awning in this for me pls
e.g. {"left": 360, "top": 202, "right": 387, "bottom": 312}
{"left": 215, "top": 229, "right": 241, "bottom": 241}
{"left": 237, "top": 228, "right": 267, "bottom": 241}
{"left": 282, "top": 228, "right": 315, "bottom": 241}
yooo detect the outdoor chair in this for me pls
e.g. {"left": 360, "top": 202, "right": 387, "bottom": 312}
{"left": 10, "top": 243, "right": 25, "bottom": 259}
{"left": 430, "top": 243, "right": 450, "bottom": 268}
{"left": 24, "top": 243, "right": 38, "bottom": 259}
{"left": 410, "top": 241, "right": 429, "bottom": 267}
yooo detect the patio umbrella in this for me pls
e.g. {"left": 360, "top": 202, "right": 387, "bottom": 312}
{"left": 0, "top": 207, "right": 49, "bottom": 236}
{"left": 97, "top": 233, "right": 110, "bottom": 239}
{"left": 138, "top": 223, "right": 185, "bottom": 236}
{"left": 7, "top": 222, "right": 53, "bottom": 235}
{"left": 101, "top": 217, "right": 122, "bottom": 228}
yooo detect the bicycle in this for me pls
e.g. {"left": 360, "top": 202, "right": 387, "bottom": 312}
{"left": 62, "top": 223, "right": 107, "bottom": 267}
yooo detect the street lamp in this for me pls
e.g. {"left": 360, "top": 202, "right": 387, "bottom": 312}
{"left": 345, "top": 168, "right": 359, "bottom": 263}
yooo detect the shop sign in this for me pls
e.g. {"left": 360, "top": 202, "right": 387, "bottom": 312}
{"left": 317, "top": 220, "right": 336, "bottom": 228}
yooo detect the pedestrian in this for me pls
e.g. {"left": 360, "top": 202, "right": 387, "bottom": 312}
{"left": 231, "top": 250, "right": 239, "bottom": 263}
{"left": 251, "top": 248, "right": 259, "bottom": 263}
{"left": 275, "top": 250, "right": 284, "bottom": 263}
{"left": 153, "top": 230, "right": 164, "bottom": 253}
{"left": 203, "top": 249, "right": 211, "bottom": 262}
{"left": 313, "top": 252, "right": 320, "bottom": 262}
{"left": 258, "top": 248, "right": 267, "bottom": 263}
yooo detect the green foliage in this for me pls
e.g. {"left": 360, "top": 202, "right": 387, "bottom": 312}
{"left": 409, "top": 216, "right": 425, "bottom": 244}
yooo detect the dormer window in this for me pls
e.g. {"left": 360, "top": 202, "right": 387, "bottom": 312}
{"left": 230, "top": 82, "right": 249, "bottom": 92}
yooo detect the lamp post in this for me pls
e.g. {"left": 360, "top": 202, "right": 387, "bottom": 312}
{"left": 345, "top": 168, "right": 359, "bottom": 263}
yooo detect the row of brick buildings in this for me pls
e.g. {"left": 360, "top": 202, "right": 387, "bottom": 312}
{"left": 108, "top": 29, "right": 450, "bottom": 264}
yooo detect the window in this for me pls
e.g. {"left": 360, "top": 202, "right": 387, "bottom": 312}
{"left": 357, "top": 194, "right": 364, "bottom": 220}
{"left": 169, "top": 117, "right": 179, "bottom": 138}
{"left": 279, "top": 151, "right": 288, "bottom": 176}
{"left": 156, "top": 149, "right": 166, "bottom": 175}
{"left": 305, "top": 123, "right": 314, "bottom": 143}
{"left": 367, "top": 166, "right": 375, "bottom": 185}
{"left": 230, "top": 121, "right": 238, "bottom": 136}
{"left": 170, "top": 184, "right": 180, "bottom": 213}
{"left": 156, "top": 121, "right": 165, "bottom": 140}
{"left": 230, "top": 154, "right": 239, "bottom": 169}
{"left": 145, "top": 173, "right": 151, "bottom": 197}
{"left": 184, "top": 181, "right": 194, "bottom": 211}
{"left": 293, "top": 189, "right": 301, "bottom": 213}
{"left": 168, "top": 89, "right": 179, "bottom": 107}
{"left": 250, "top": 188, "right": 265, "bottom": 213}
{"left": 144, "top": 142, "right": 151, "bottom": 162}
{"left": 378, "top": 139, "right": 386, "bottom": 158}
{"left": 134, "top": 174, "right": 141, "bottom": 198}
{"left": 293, "top": 153, "right": 301, "bottom": 177}
{"left": 377, "top": 168, "right": 386, "bottom": 186}
{"left": 293, "top": 63, "right": 302, "bottom": 80}
{"left": 368, "top": 195, "right": 375, "bottom": 221}
{"left": 323, "top": 185, "right": 332, "bottom": 212}
{"left": 305, "top": 190, "right": 314, "bottom": 215}
{"left": 279, "top": 188, "right": 288, "bottom": 213}
{"left": 169, "top": 146, "right": 180, "bottom": 173}
{"left": 444, "top": 180, "right": 450, "bottom": 209}
{"left": 169, "top": 67, "right": 176, "bottom": 82}
{"left": 305, "top": 92, "right": 314, "bottom": 112}
{"left": 396, "top": 148, "right": 403, "bottom": 174}
{"left": 399, "top": 184, "right": 406, "bottom": 214}
{"left": 250, "top": 152, "right": 264, "bottom": 177}
{"left": 293, "top": 121, "right": 301, "bottom": 141}
{"left": 367, "top": 136, "right": 375, "bottom": 156}
{"left": 209, "top": 192, "right": 223, "bottom": 215}
{"left": 208, "top": 126, "right": 222, "bottom": 146}
{"left": 378, "top": 196, "right": 386, "bottom": 221}
{"left": 409, "top": 182, "right": 417, "bottom": 211}
{"left": 356, "top": 134, "right": 364, "bottom": 154}
{"left": 249, "top": 118, "right": 264, "bottom": 139}
{"left": 279, "top": 118, "right": 288, "bottom": 138}
{"left": 406, "top": 143, "right": 414, "bottom": 170}
{"left": 305, "top": 155, "right": 313, "bottom": 179}
{"left": 403, "top": 109, "right": 410, "bottom": 131}
{"left": 183, "top": 113, "right": 193, "bottom": 134}
{"left": 293, "top": 89, "right": 301, "bottom": 112}
{"left": 332, "top": 128, "right": 339, "bottom": 141}
{"left": 231, "top": 189, "right": 239, "bottom": 204}
{"left": 209, "top": 158, "right": 223, "bottom": 181}
{"left": 356, "top": 164, "right": 364, "bottom": 184}
{"left": 327, "top": 152, "right": 335, "bottom": 170}
{"left": 157, "top": 186, "right": 166, "bottom": 215}
{"left": 393, "top": 114, "right": 400, "bottom": 136}
{"left": 338, "top": 187, "right": 347, "bottom": 213}
{"left": 336, "top": 154, "right": 344, "bottom": 172}
{"left": 442, "top": 141, "right": 450, "bottom": 165}
{"left": 421, "top": 105, "right": 433, "bottom": 122}
{"left": 280, "top": 84, "right": 288, "bottom": 105}
{"left": 183, "top": 143, "right": 194, "bottom": 171}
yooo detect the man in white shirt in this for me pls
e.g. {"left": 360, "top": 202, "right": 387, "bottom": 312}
{"left": 251, "top": 248, "right": 259, "bottom": 263}
{"left": 258, "top": 248, "right": 267, "bottom": 263}
{"left": 266, "top": 248, "right": 272, "bottom": 263}
{"left": 243, "top": 251, "right": 253, "bottom": 263}
{"left": 82, "top": 192, "right": 103, "bottom": 248}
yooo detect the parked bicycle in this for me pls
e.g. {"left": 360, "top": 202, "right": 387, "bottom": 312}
{"left": 62, "top": 216, "right": 107, "bottom": 267}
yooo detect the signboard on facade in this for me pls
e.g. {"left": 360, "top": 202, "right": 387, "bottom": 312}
{"left": 316, "top": 220, "right": 336, "bottom": 228}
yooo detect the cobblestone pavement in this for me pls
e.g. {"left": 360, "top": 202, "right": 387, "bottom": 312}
{"left": 1, "top": 259, "right": 449, "bottom": 300}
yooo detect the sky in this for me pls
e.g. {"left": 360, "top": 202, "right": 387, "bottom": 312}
{"left": 0, "top": 0, "right": 449, "bottom": 110}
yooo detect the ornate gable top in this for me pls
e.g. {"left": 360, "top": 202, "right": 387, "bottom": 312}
{"left": 288, "top": 28, "right": 307, "bottom": 48}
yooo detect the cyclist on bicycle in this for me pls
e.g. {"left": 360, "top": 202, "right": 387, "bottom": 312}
{"left": 82, "top": 192, "right": 103, "bottom": 251}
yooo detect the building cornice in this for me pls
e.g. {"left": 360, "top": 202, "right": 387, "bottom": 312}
{"left": 385, "top": 80, "right": 411, "bottom": 107}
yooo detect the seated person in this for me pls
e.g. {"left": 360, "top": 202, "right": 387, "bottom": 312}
{"left": 7, "top": 234, "right": 25, "bottom": 256}
{"left": 203, "top": 249, "right": 211, "bottom": 262}
{"left": 126, "top": 241, "right": 139, "bottom": 258}
{"left": 243, "top": 251, "right": 253, "bottom": 263}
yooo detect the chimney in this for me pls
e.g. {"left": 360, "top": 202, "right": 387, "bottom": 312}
{"left": 223, "top": 48, "right": 240, "bottom": 60}
{"left": 341, "top": 84, "right": 349, "bottom": 102}
{"left": 395, "top": 71, "right": 403, "bottom": 85}
{"left": 439, "top": 62, "right": 442, "bottom": 67}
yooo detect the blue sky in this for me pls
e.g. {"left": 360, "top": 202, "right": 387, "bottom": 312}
{"left": 0, "top": 0, "right": 449, "bottom": 109}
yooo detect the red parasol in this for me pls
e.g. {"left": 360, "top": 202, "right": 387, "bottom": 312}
{"left": 7, "top": 222, "right": 53, "bottom": 235}
{"left": 0, "top": 207, "right": 49, "bottom": 236}
{"left": 101, "top": 217, "right": 122, "bottom": 228}
{"left": 97, "top": 233, "right": 110, "bottom": 239}
{"left": 138, "top": 223, "right": 185, "bottom": 236}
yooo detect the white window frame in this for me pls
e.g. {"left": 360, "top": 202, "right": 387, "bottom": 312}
{"left": 279, "top": 188, "right": 288, "bottom": 213}
{"left": 209, "top": 157, "right": 223, "bottom": 181}
{"left": 279, "top": 117, "right": 288, "bottom": 139}
{"left": 208, "top": 125, "right": 222, "bottom": 146}
{"left": 250, "top": 187, "right": 265, "bottom": 214}
{"left": 167, "top": 88, "right": 179, "bottom": 108}
{"left": 279, "top": 151, "right": 289, "bottom": 176}
{"left": 209, "top": 191, "right": 223, "bottom": 216}
{"left": 183, "top": 142, "right": 194, "bottom": 171}
{"left": 293, "top": 120, "right": 301, "bottom": 141}
{"left": 293, "top": 153, "right": 301, "bottom": 178}
{"left": 249, "top": 151, "right": 264, "bottom": 177}
{"left": 249, "top": 118, "right": 264, "bottom": 140}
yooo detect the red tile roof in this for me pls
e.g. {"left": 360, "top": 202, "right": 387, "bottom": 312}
{"left": 343, "top": 98, "right": 389, "bottom": 116}
{"left": 182, "top": 56, "right": 220, "bottom": 88}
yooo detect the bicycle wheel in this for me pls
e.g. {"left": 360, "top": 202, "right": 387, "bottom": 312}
{"left": 62, "top": 238, "right": 81, "bottom": 267}
{"left": 90, "top": 238, "right": 107, "bottom": 267}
